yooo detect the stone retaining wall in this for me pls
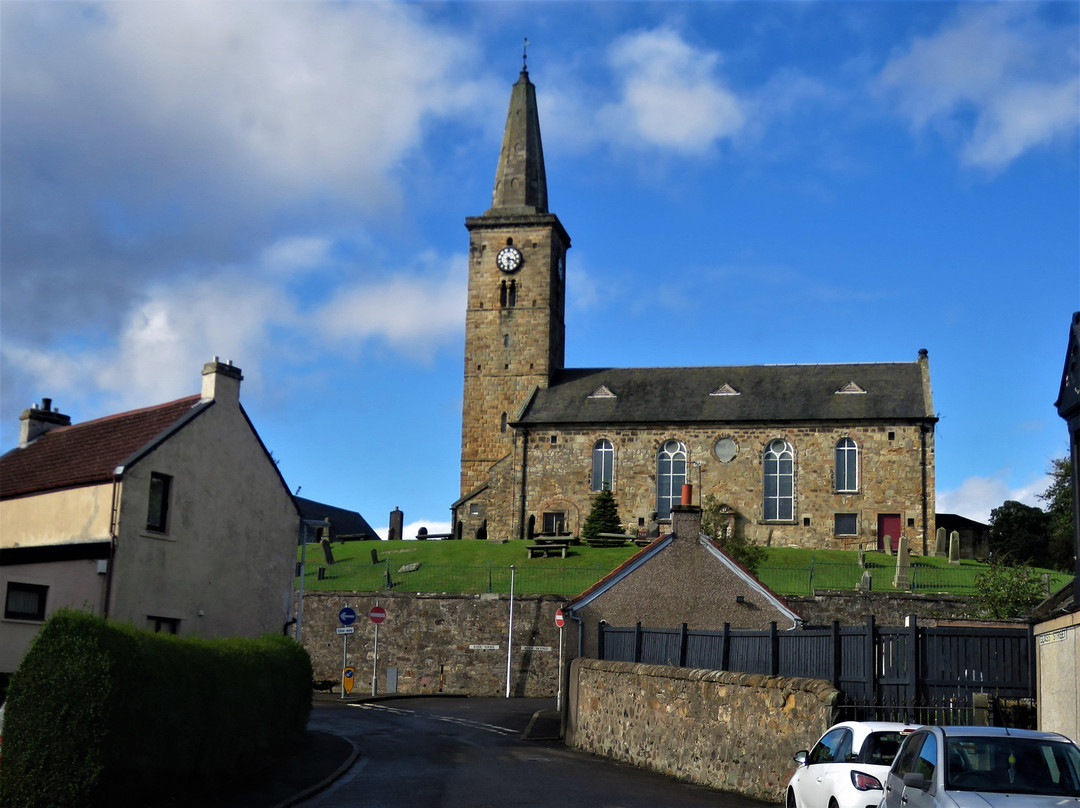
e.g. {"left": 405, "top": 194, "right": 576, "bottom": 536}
{"left": 788, "top": 589, "right": 974, "bottom": 626}
{"left": 296, "top": 591, "right": 569, "bottom": 697}
{"left": 566, "top": 657, "right": 839, "bottom": 802}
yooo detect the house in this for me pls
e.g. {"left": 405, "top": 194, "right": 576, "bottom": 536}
{"left": 0, "top": 359, "right": 299, "bottom": 677}
{"left": 295, "top": 497, "right": 378, "bottom": 543}
{"left": 452, "top": 67, "right": 937, "bottom": 554}
{"left": 1034, "top": 311, "right": 1080, "bottom": 740}
{"left": 567, "top": 499, "right": 803, "bottom": 659}
{"left": 934, "top": 512, "right": 990, "bottom": 560}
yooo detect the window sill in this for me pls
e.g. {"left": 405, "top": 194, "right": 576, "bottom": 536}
{"left": 3, "top": 616, "right": 47, "bottom": 625}
{"left": 141, "top": 531, "right": 176, "bottom": 542}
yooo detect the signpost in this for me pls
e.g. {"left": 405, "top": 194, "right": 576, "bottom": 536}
{"left": 338, "top": 606, "right": 356, "bottom": 699}
{"left": 370, "top": 602, "right": 386, "bottom": 695}
{"left": 555, "top": 608, "right": 566, "bottom": 711}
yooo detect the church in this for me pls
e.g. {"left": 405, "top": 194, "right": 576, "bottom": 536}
{"left": 451, "top": 67, "right": 937, "bottom": 553}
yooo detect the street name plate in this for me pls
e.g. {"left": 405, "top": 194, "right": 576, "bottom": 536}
{"left": 469, "top": 644, "right": 500, "bottom": 650}
{"left": 336, "top": 626, "right": 355, "bottom": 635}
{"left": 519, "top": 646, "right": 552, "bottom": 652}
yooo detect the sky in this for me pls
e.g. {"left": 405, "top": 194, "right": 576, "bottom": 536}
{"left": 2, "top": 1, "right": 1078, "bottom": 539}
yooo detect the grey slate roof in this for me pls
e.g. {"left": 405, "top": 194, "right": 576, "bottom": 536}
{"left": 516, "top": 362, "right": 933, "bottom": 426}
{"left": 296, "top": 496, "right": 378, "bottom": 541}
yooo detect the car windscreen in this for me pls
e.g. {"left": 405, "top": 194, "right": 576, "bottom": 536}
{"left": 945, "top": 736, "right": 1080, "bottom": 795}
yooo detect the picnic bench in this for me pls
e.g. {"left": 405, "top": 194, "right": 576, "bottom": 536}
{"left": 527, "top": 543, "right": 568, "bottom": 558}
{"left": 585, "top": 533, "right": 632, "bottom": 548}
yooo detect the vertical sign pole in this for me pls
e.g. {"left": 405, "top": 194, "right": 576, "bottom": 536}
{"left": 505, "top": 565, "right": 515, "bottom": 699}
{"left": 372, "top": 599, "right": 380, "bottom": 697}
{"left": 557, "top": 622, "right": 564, "bottom": 712}
{"left": 341, "top": 604, "right": 348, "bottom": 700}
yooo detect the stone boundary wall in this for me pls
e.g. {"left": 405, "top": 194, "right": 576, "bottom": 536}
{"left": 296, "top": 591, "right": 569, "bottom": 697}
{"left": 788, "top": 589, "right": 974, "bottom": 626}
{"left": 566, "top": 658, "right": 839, "bottom": 803}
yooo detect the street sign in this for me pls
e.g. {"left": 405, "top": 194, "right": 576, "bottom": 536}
{"left": 338, "top": 607, "right": 357, "bottom": 626}
{"left": 369, "top": 605, "right": 387, "bottom": 624}
{"left": 336, "top": 626, "right": 355, "bottom": 635}
{"left": 555, "top": 608, "right": 565, "bottom": 628}
{"left": 342, "top": 667, "right": 355, "bottom": 696}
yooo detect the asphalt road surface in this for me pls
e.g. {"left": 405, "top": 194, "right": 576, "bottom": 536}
{"left": 297, "top": 697, "right": 778, "bottom": 808}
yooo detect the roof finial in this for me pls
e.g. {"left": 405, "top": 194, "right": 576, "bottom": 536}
{"left": 522, "top": 37, "right": 530, "bottom": 72}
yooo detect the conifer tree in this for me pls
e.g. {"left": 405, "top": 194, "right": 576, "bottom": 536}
{"left": 580, "top": 485, "right": 622, "bottom": 542}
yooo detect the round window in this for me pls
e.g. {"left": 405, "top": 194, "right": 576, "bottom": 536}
{"left": 714, "top": 438, "right": 737, "bottom": 462}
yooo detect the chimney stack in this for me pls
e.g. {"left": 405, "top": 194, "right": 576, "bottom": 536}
{"left": 19, "top": 398, "right": 72, "bottom": 445}
{"left": 670, "top": 503, "right": 703, "bottom": 540}
{"left": 201, "top": 357, "right": 243, "bottom": 403}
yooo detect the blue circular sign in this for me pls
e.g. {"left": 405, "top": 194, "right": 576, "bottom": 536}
{"left": 338, "top": 607, "right": 357, "bottom": 626}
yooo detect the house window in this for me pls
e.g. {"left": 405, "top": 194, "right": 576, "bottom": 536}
{"left": 542, "top": 512, "right": 565, "bottom": 534}
{"left": 146, "top": 472, "right": 172, "bottom": 532}
{"left": 835, "top": 513, "right": 858, "bottom": 536}
{"left": 4, "top": 582, "right": 48, "bottom": 621}
{"left": 763, "top": 439, "right": 795, "bottom": 521}
{"left": 591, "top": 439, "right": 614, "bottom": 491}
{"left": 835, "top": 438, "right": 859, "bottom": 493}
{"left": 656, "top": 439, "right": 687, "bottom": 520}
{"left": 148, "top": 616, "right": 179, "bottom": 634}
{"left": 469, "top": 503, "right": 480, "bottom": 516}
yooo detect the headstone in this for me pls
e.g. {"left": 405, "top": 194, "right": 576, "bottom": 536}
{"left": 884, "top": 535, "right": 893, "bottom": 556}
{"left": 858, "top": 549, "right": 866, "bottom": 569}
{"left": 859, "top": 570, "right": 873, "bottom": 591}
{"left": 948, "top": 531, "right": 960, "bottom": 565}
{"left": 370, "top": 548, "right": 379, "bottom": 565}
{"left": 936, "top": 526, "right": 947, "bottom": 557}
{"left": 389, "top": 506, "right": 403, "bottom": 542}
{"left": 321, "top": 537, "right": 335, "bottom": 565}
{"left": 893, "top": 536, "right": 910, "bottom": 589}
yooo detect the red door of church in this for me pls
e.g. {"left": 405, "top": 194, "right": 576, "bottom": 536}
{"left": 878, "top": 514, "right": 901, "bottom": 552}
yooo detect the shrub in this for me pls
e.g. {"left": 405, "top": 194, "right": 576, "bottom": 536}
{"left": 0, "top": 611, "right": 312, "bottom": 808}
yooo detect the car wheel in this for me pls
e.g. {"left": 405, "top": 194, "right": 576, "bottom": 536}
{"left": 787, "top": 789, "right": 798, "bottom": 808}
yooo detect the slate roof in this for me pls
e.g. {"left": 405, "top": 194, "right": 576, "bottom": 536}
{"left": 0, "top": 396, "right": 204, "bottom": 499}
{"left": 296, "top": 497, "right": 379, "bottom": 541}
{"left": 516, "top": 362, "right": 933, "bottom": 426}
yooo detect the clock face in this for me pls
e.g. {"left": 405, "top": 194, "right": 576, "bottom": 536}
{"left": 496, "top": 246, "right": 522, "bottom": 273}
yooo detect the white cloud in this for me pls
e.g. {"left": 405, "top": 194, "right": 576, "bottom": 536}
{"left": 937, "top": 472, "right": 1049, "bottom": 523}
{"left": 876, "top": 5, "right": 1079, "bottom": 169}
{"left": 598, "top": 28, "right": 746, "bottom": 154}
{"left": 314, "top": 257, "right": 466, "bottom": 359}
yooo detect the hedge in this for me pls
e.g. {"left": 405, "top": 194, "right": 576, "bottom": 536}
{"left": 0, "top": 610, "right": 312, "bottom": 808}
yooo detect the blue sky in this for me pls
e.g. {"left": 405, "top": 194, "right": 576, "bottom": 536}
{"left": 2, "top": 1, "right": 1077, "bottom": 538}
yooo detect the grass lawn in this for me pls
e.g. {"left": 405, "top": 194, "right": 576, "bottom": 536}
{"left": 296, "top": 539, "right": 1072, "bottom": 598}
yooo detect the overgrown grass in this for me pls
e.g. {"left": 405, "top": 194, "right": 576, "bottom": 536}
{"left": 296, "top": 539, "right": 1072, "bottom": 598}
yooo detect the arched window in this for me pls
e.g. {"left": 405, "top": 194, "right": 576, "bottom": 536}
{"left": 508, "top": 279, "right": 517, "bottom": 307}
{"left": 835, "top": 438, "right": 858, "bottom": 493}
{"left": 764, "top": 439, "right": 795, "bottom": 521}
{"left": 656, "top": 439, "right": 687, "bottom": 520}
{"left": 591, "top": 439, "right": 614, "bottom": 491}
{"left": 500, "top": 412, "right": 507, "bottom": 433}
{"left": 499, "top": 280, "right": 507, "bottom": 308}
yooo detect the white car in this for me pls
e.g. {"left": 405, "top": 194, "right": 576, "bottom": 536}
{"left": 881, "top": 725, "right": 1080, "bottom": 808}
{"left": 787, "top": 721, "right": 920, "bottom": 808}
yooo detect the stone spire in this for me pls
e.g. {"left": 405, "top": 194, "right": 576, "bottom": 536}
{"left": 488, "top": 69, "right": 548, "bottom": 215}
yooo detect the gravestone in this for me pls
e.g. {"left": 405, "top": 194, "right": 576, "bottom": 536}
{"left": 935, "top": 527, "right": 947, "bottom": 557}
{"left": 321, "top": 537, "right": 335, "bottom": 565}
{"left": 893, "top": 536, "right": 910, "bottom": 589}
{"left": 859, "top": 570, "right": 873, "bottom": 591}
{"left": 949, "top": 531, "right": 960, "bottom": 565}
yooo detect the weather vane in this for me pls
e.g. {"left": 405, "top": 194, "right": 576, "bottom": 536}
{"left": 522, "top": 37, "right": 530, "bottom": 71}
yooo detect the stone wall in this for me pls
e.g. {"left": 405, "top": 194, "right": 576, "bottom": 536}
{"left": 566, "top": 657, "right": 839, "bottom": 802}
{"left": 297, "top": 590, "right": 570, "bottom": 697}
{"left": 788, "top": 589, "right": 976, "bottom": 626}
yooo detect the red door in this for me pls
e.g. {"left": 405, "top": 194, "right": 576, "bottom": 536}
{"left": 878, "top": 514, "right": 901, "bottom": 552}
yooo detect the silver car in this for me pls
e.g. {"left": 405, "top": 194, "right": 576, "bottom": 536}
{"left": 881, "top": 725, "right": 1080, "bottom": 808}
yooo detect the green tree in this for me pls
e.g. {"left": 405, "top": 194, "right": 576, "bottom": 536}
{"left": 988, "top": 500, "right": 1050, "bottom": 567}
{"left": 972, "top": 556, "right": 1046, "bottom": 619}
{"left": 701, "top": 495, "right": 767, "bottom": 575}
{"left": 1037, "top": 456, "right": 1075, "bottom": 572}
{"left": 580, "top": 486, "right": 623, "bottom": 542}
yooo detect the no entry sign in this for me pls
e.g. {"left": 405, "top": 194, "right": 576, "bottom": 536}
{"left": 555, "top": 608, "right": 565, "bottom": 628}
{"left": 369, "top": 605, "right": 387, "bottom": 624}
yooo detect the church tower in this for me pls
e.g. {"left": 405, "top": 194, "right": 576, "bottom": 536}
{"left": 460, "top": 66, "right": 570, "bottom": 496}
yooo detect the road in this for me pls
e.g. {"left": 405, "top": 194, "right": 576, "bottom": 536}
{"left": 298, "top": 697, "right": 778, "bottom": 808}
